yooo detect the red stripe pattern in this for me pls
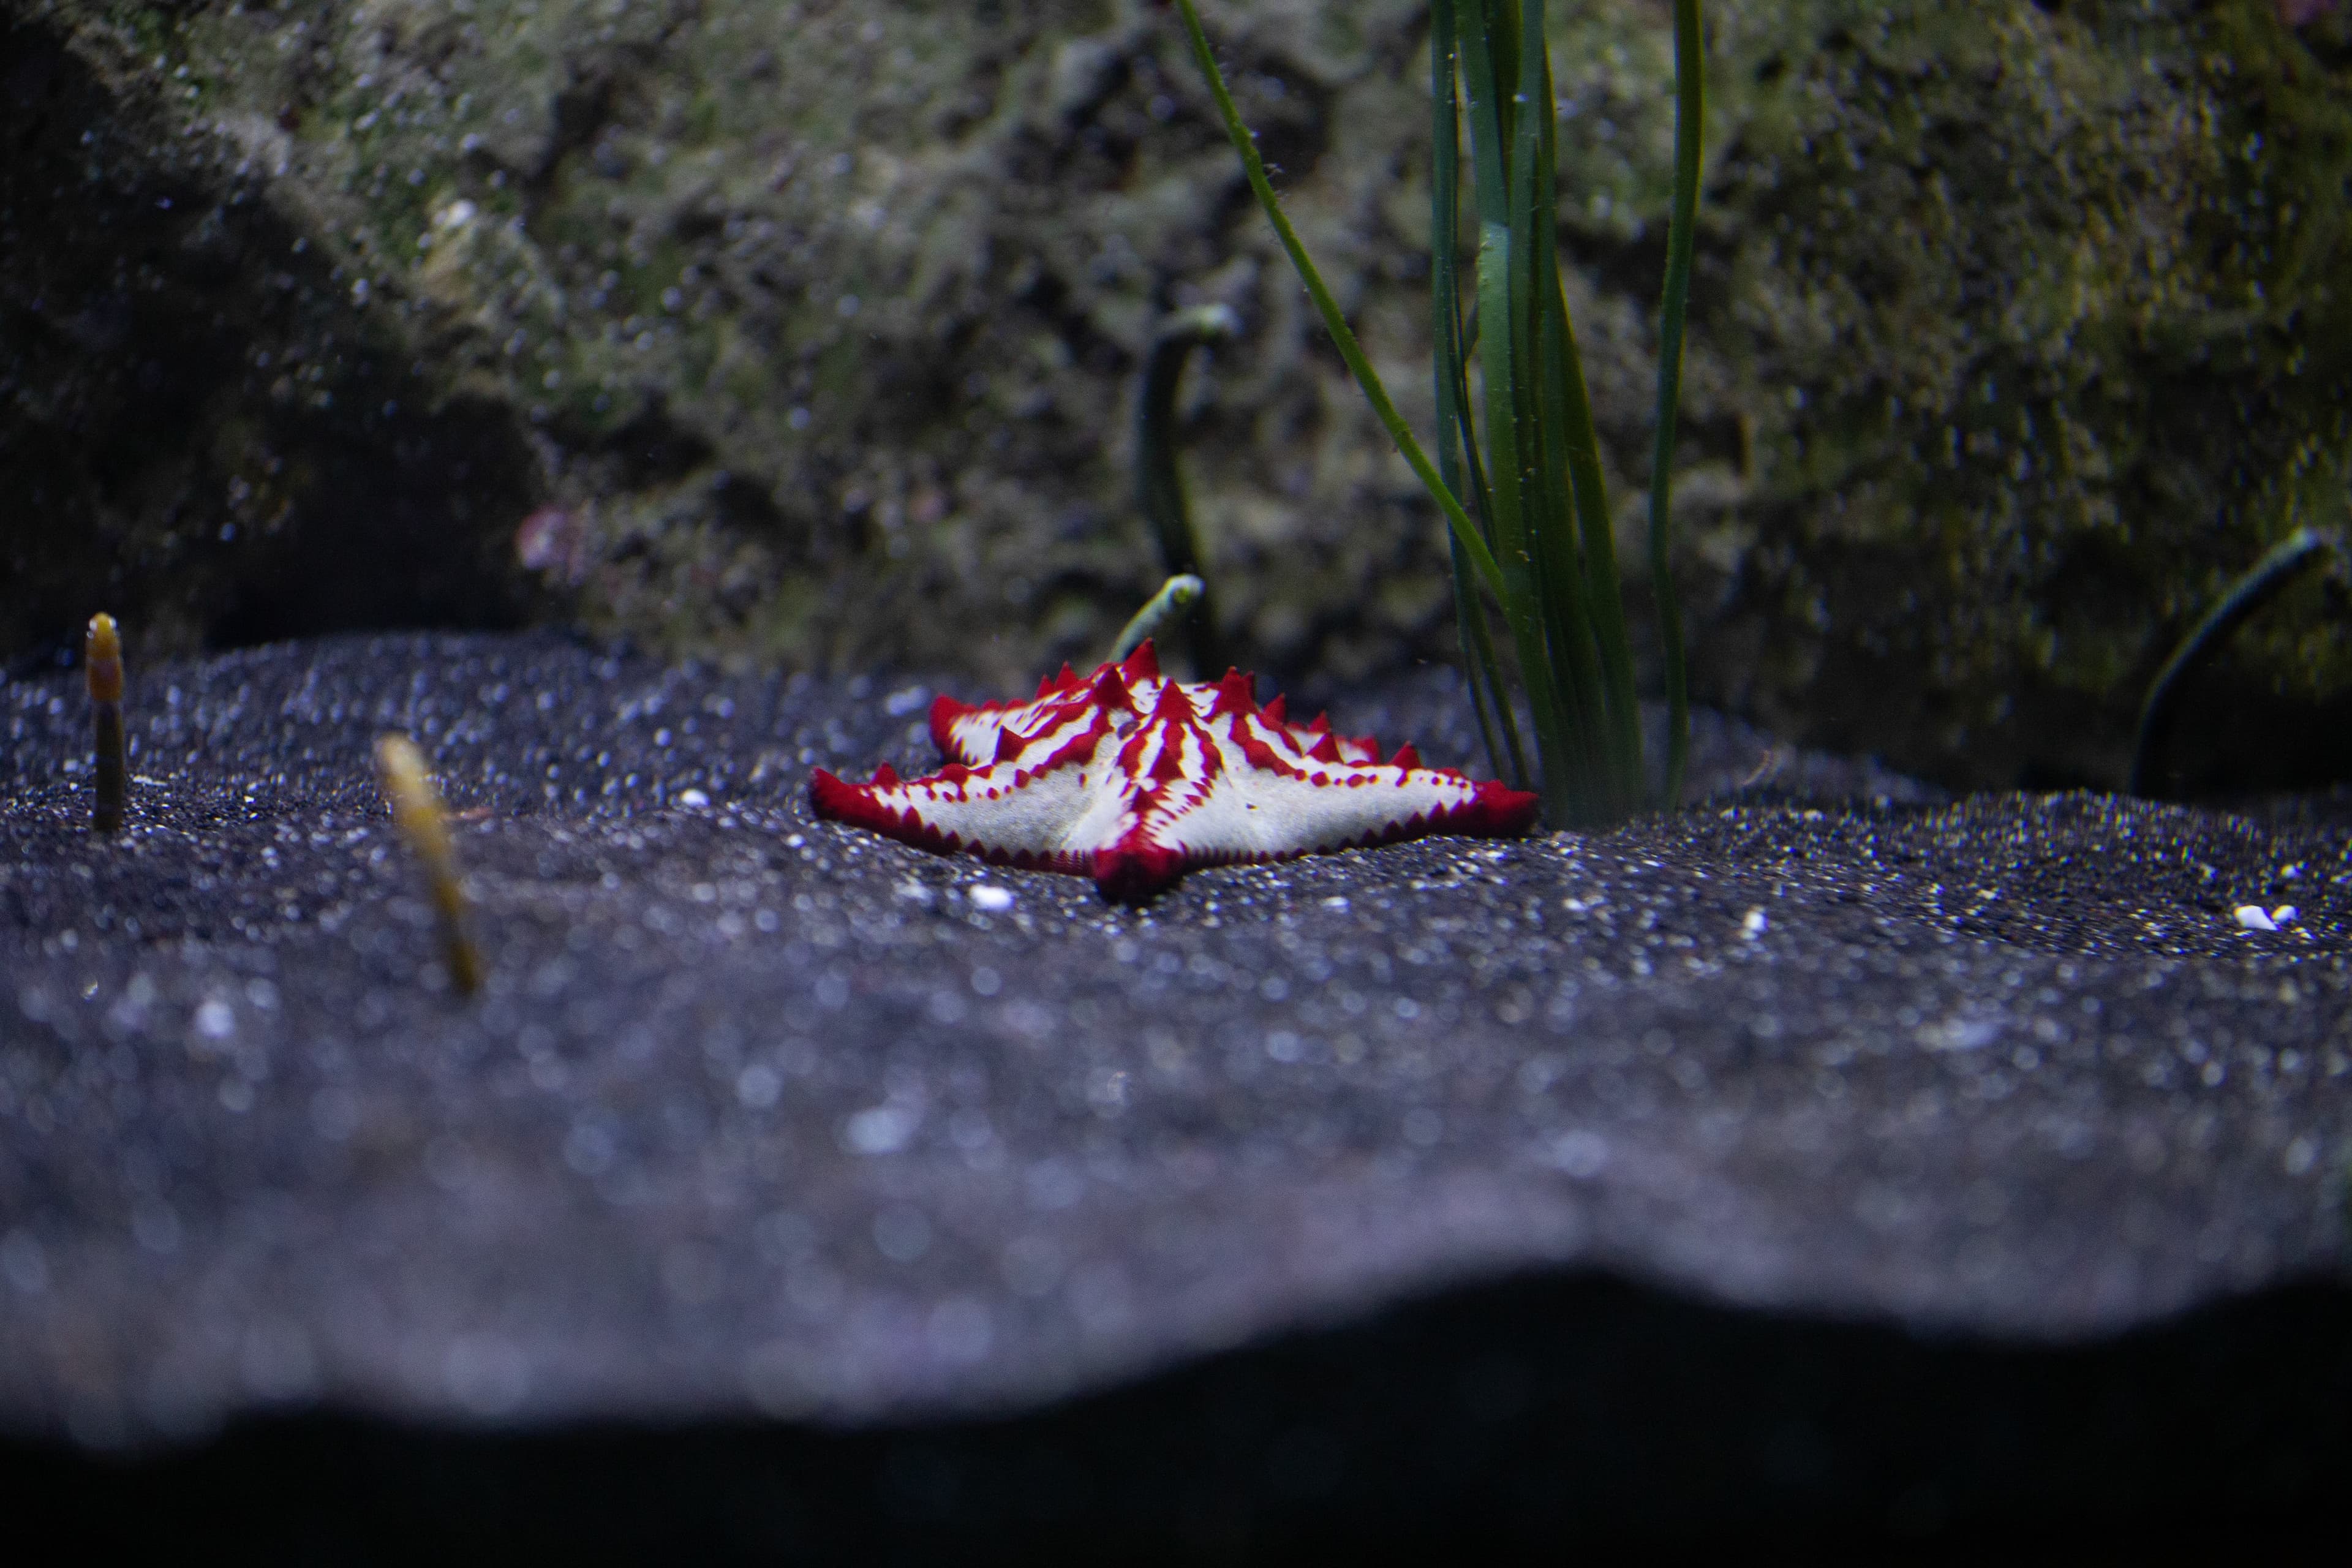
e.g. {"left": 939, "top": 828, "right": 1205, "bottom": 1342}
{"left": 810, "top": 642, "right": 1541, "bottom": 903}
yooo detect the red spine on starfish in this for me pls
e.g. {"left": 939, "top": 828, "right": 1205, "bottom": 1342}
{"left": 809, "top": 641, "right": 1540, "bottom": 902}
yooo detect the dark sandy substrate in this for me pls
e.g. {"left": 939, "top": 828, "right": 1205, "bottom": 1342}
{"left": 1, "top": 631, "right": 2348, "bottom": 1555}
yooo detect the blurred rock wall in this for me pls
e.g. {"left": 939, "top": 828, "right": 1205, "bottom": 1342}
{"left": 2, "top": 0, "right": 2346, "bottom": 791}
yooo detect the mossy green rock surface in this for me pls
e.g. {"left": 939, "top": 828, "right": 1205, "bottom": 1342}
{"left": 4, "top": 0, "right": 2347, "bottom": 790}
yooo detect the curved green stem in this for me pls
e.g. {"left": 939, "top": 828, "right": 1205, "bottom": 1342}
{"left": 1112, "top": 574, "right": 1206, "bottom": 663}
{"left": 1135, "top": 305, "right": 1237, "bottom": 677}
{"left": 1174, "top": 0, "right": 1504, "bottom": 601}
{"left": 1430, "top": 0, "right": 1520, "bottom": 790}
{"left": 2131, "top": 527, "right": 2338, "bottom": 798}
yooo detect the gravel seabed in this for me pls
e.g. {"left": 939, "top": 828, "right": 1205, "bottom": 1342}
{"left": 0, "top": 631, "right": 2345, "bottom": 1462}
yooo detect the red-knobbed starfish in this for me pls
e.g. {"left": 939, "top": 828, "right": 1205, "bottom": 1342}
{"left": 809, "top": 642, "right": 1540, "bottom": 902}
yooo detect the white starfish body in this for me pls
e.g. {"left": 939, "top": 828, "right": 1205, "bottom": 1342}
{"left": 810, "top": 643, "right": 1540, "bottom": 902}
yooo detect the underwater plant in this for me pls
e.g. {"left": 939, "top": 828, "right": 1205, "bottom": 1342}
{"left": 84, "top": 613, "right": 126, "bottom": 835}
{"left": 1175, "top": 0, "right": 1706, "bottom": 829}
{"left": 2132, "top": 526, "right": 2347, "bottom": 799}
{"left": 374, "top": 733, "right": 483, "bottom": 997}
{"left": 1113, "top": 574, "right": 1207, "bottom": 663}
{"left": 1133, "top": 304, "right": 1240, "bottom": 679}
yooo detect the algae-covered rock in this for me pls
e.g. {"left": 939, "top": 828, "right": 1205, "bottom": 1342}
{"left": 0, "top": 2, "right": 541, "bottom": 661}
{"left": 1, "top": 0, "right": 2345, "bottom": 790}
{"left": 1669, "top": 1, "right": 2352, "bottom": 791}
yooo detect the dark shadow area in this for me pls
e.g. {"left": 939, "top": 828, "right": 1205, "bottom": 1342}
{"left": 2133, "top": 671, "right": 2352, "bottom": 805}
{"left": 0, "top": 15, "right": 540, "bottom": 668}
{"left": 5, "top": 1270, "right": 2347, "bottom": 1563}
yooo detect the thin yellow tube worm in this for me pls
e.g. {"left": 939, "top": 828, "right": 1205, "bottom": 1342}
{"left": 374, "top": 734, "right": 483, "bottom": 996}
{"left": 85, "top": 614, "right": 126, "bottom": 834}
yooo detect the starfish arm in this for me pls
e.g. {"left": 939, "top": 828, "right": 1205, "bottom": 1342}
{"left": 810, "top": 758, "right": 1114, "bottom": 873}
{"left": 1093, "top": 835, "right": 1191, "bottom": 903}
{"left": 933, "top": 691, "right": 1050, "bottom": 767}
{"left": 928, "top": 693, "right": 984, "bottom": 762}
{"left": 935, "top": 690, "right": 1117, "bottom": 770}
{"left": 804, "top": 761, "right": 1096, "bottom": 870}
{"left": 1152, "top": 760, "right": 1535, "bottom": 865}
